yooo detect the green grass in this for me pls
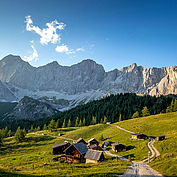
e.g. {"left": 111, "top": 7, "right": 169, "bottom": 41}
{"left": 0, "top": 112, "right": 176, "bottom": 176}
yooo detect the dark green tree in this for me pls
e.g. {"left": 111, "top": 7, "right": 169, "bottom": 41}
{"left": 43, "top": 124, "right": 47, "bottom": 130}
{"left": 56, "top": 119, "right": 60, "bottom": 129}
{"left": 48, "top": 119, "right": 56, "bottom": 131}
{"left": 15, "top": 127, "right": 25, "bottom": 143}
{"left": 119, "top": 114, "right": 122, "bottom": 122}
{"left": 131, "top": 111, "right": 139, "bottom": 118}
{"left": 83, "top": 117, "right": 86, "bottom": 126}
{"left": 75, "top": 117, "right": 79, "bottom": 127}
{"left": 103, "top": 116, "right": 107, "bottom": 124}
{"left": 62, "top": 119, "right": 66, "bottom": 128}
{"left": 142, "top": 106, "right": 150, "bottom": 117}
{"left": 67, "top": 119, "right": 71, "bottom": 127}
{"left": 78, "top": 119, "right": 82, "bottom": 127}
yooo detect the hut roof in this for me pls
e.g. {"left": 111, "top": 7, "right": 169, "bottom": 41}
{"left": 76, "top": 138, "right": 86, "bottom": 144}
{"left": 64, "top": 142, "right": 88, "bottom": 155}
{"left": 88, "top": 138, "right": 98, "bottom": 143}
{"left": 52, "top": 142, "right": 70, "bottom": 149}
{"left": 84, "top": 150, "right": 103, "bottom": 160}
{"left": 158, "top": 135, "right": 165, "bottom": 137}
{"left": 112, "top": 143, "right": 126, "bottom": 147}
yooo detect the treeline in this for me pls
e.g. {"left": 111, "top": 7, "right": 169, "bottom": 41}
{"left": 0, "top": 93, "right": 176, "bottom": 132}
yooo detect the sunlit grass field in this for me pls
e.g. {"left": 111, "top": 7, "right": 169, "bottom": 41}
{"left": 0, "top": 112, "right": 176, "bottom": 176}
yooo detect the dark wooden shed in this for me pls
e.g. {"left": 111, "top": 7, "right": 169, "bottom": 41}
{"left": 131, "top": 133, "right": 148, "bottom": 140}
{"left": 52, "top": 142, "right": 70, "bottom": 155}
{"left": 156, "top": 135, "right": 165, "bottom": 141}
{"left": 88, "top": 144, "right": 102, "bottom": 151}
{"left": 88, "top": 138, "right": 99, "bottom": 146}
{"left": 112, "top": 143, "right": 127, "bottom": 152}
{"left": 84, "top": 150, "right": 104, "bottom": 163}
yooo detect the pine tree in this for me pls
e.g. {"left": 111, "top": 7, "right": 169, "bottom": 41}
{"left": 78, "top": 119, "right": 82, "bottom": 127}
{"left": 4, "top": 126, "right": 8, "bottom": 138}
{"left": 15, "top": 127, "right": 25, "bottom": 143}
{"left": 23, "top": 128, "right": 27, "bottom": 136}
{"left": 67, "top": 119, "right": 71, "bottom": 127}
{"left": 131, "top": 111, "right": 139, "bottom": 118}
{"left": 100, "top": 118, "right": 103, "bottom": 124}
{"left": 0, "top": 129, "right": 3, "bottom": 145}
{"left": 83, "top": 117, "right": 86, "bottom": 126}
{"left": 174, "top": 99, "right": 177, "bottom": 112}
{"left": 28, "top": 125, "right": 34, "bottom": 133}
{"left": 142, "top": 106, "right": 150, "bottom": 117}
{"left": 56, "top": 119, "right": 60, "bottom": 129}
{"left": 103, "top": 116, "right": 107, "bottom": 124}
{"left": 62, "top": 119, "right": 66, "bottom": 128}
{"left": 48, "top": 119, "right": 56, "bottom": 131}
{"left": 7, "top": 130, "right": 11, "bottom": 137}
{"left": 75, "top": 117, "right": 79, "bottom": 127}
{"left": 37, "top": 126, "right": 40, "bottom": 131}
{"left": 99, "top": 134, "right": 104, "bottom": 141}
{"left": 43, "top": 124, "right": 47, "bottom": 130}
{"left": 119, "top": 114, "right": 122, "bottom": 122}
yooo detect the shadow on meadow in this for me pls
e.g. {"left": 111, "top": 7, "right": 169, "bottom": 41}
{"left": 0, "top": 136, "right": 54, "bottom": 155}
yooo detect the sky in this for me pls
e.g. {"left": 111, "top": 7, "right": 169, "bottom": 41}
{"left": 0, "top": 0, "right": 177, "bottom": 71}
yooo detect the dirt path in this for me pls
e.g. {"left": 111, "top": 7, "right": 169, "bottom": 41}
{"left": 119, "top": 162, "right": 163, "bottom": 177}
{"left": 111, "top": 124, "right": 163, "bottom": 177}
{"left": 32, "top": 132, "right": 76, "bottom": 142}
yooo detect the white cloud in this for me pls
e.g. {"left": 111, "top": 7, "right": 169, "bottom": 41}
{"left": 76, "top": 48, "right": 85, "bottom": 51}
{"left": 55, "top": 45, "right": 84, "bottom": 55}
{"left": 24, "top": 41, "right": 38, "bottom": 62}
{"left": 55, "top": 45, "right": 69, "bottom": 53}
{"left": 25, "top": 15, "right": 66, "bottom": 45}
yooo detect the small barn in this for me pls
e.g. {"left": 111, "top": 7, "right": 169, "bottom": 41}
{"left": 88, "top": 144, "right": 102, "bottom": 151}
{"left": 85, "top": 150, "right": 104, "bottom": 163}
{"left": 131, "top": 133, "right": 148, "bottom": 140}
{"left": 58, "top": 132, "right": 64, "bottom": 136}
{"left": 156, "top": 135, "right": 165, "bottom": 141}
{"left": 88, "top": 138, "right": 99, "bottom": 146}
{"left": 76, "top": 138, "right": 87, "bottom": 145}
{"left": 52, "top": 142, "right": 70, "bottom": 155}
{"left": 63, "top": 142, "right": 88, "bottom": 163}
{"left": 112, "top": 143, "right": 126, "bottom": 152}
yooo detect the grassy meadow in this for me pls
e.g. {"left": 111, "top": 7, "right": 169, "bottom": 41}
{"left": 0, "top": 112, "right": 176, "bottom": 176}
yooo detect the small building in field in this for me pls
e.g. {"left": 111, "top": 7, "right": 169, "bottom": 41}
{"left": 76, "top": 138, "right": 87, "bottom": 145}
{"left": 58, "top": 132, "right": 64, "bottom": 136}
{"left": 85, "top": 150, "right": 104, "bottom": 163}
{"left": 131, "top": 133, "right": 148, "bottom": 140}
{"left": 112, "top": 143, "right": 127, "bottom": 152}
{"left": 88, "top": 138, "right": 99, "bottom": 146}
{"left": 52, "top": 142, "right": 70, "bottom": 155}
{"left": 63, "top": 142, "right": 88, "bottom": 163}
{"left": 156, "top": 135, "right": 165, "bottom": 141}
{"left": 88, "top": 144, "right": 102, "bottom": 151}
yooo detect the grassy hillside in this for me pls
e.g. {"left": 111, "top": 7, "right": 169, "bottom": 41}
{"left": 117, "top": 112, "right": 177, "bottom": 177}
{"left": 0, "top": 112, "right": 176, "bottom": 176}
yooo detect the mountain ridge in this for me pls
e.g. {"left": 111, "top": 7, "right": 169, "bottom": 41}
{"left": 0, "top": 54, "right": 177, "bottom": 108}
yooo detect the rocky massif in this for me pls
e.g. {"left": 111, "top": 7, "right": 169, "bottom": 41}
{"left": 0, "top": 54, "right": 177, "bottom": 119}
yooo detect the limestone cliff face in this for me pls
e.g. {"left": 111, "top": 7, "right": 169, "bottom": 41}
{"left": 0, "top": 54, "right": 176, "bottom": 102}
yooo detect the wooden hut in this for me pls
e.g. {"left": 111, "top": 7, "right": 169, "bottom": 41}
{"left": 58, "top": 132, "right": 64, "bottom": 136}
{"left": 112, "top": 143, "right": 126, "bottom": 152}
{"left": 76, "top": 138, "right": 87, "bottom": 145}
{"left": 84, "top": 150, "right": 104, "bottom": 163}
{"left": 156, "top": 135, "right": 165, "bottom": 141}
{"left": 63, "top": 142, "right": 88, "bottom": 163}
{"left": 88, "top": 138, "right": 99, "bottom": 146}
{"left": 52, "top": 142, "right": 70, "bottom": 155}
{"left": 88, "top": 144, "right": 102, "bottom": 151}
{"left": 131, "top": 133, "right": 148, "bottom": 140}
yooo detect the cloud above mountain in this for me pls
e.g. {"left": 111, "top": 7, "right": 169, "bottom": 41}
{"left": 24, "top": 41, "right": 38, "bottom": 62}
{"left": 25, "top": 15, "right": 66, "bottom": 45}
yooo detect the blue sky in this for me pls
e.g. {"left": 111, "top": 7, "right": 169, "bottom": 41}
{"left": 0, "top": 0, "right": 177, "bottom": 71}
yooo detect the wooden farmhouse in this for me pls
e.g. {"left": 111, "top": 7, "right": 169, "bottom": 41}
{"left": 112, "top": 143, "right": 126, "bottom": 152}
{"left": 85, "top": 150, "right": 104, "bottom": 163}
{"left": 52, "top": 142, "right": 70, "bottom": 155}
{"left": 75, "top": 138, "right": 87, "bottom": 145}
{"left": 62, "top": 142, "right": 88, "bottom": 163}
{"left": 88, "top": 144, "right": 102, "bottom": 151}
{"left": 156, "top": 135, "right": 165, "bottom": 141}
{"left": 88, "top": 138, "right": 99, "bottom": 146}
{"left": 131, "top": 133, "right": 148, "bottom": 140}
